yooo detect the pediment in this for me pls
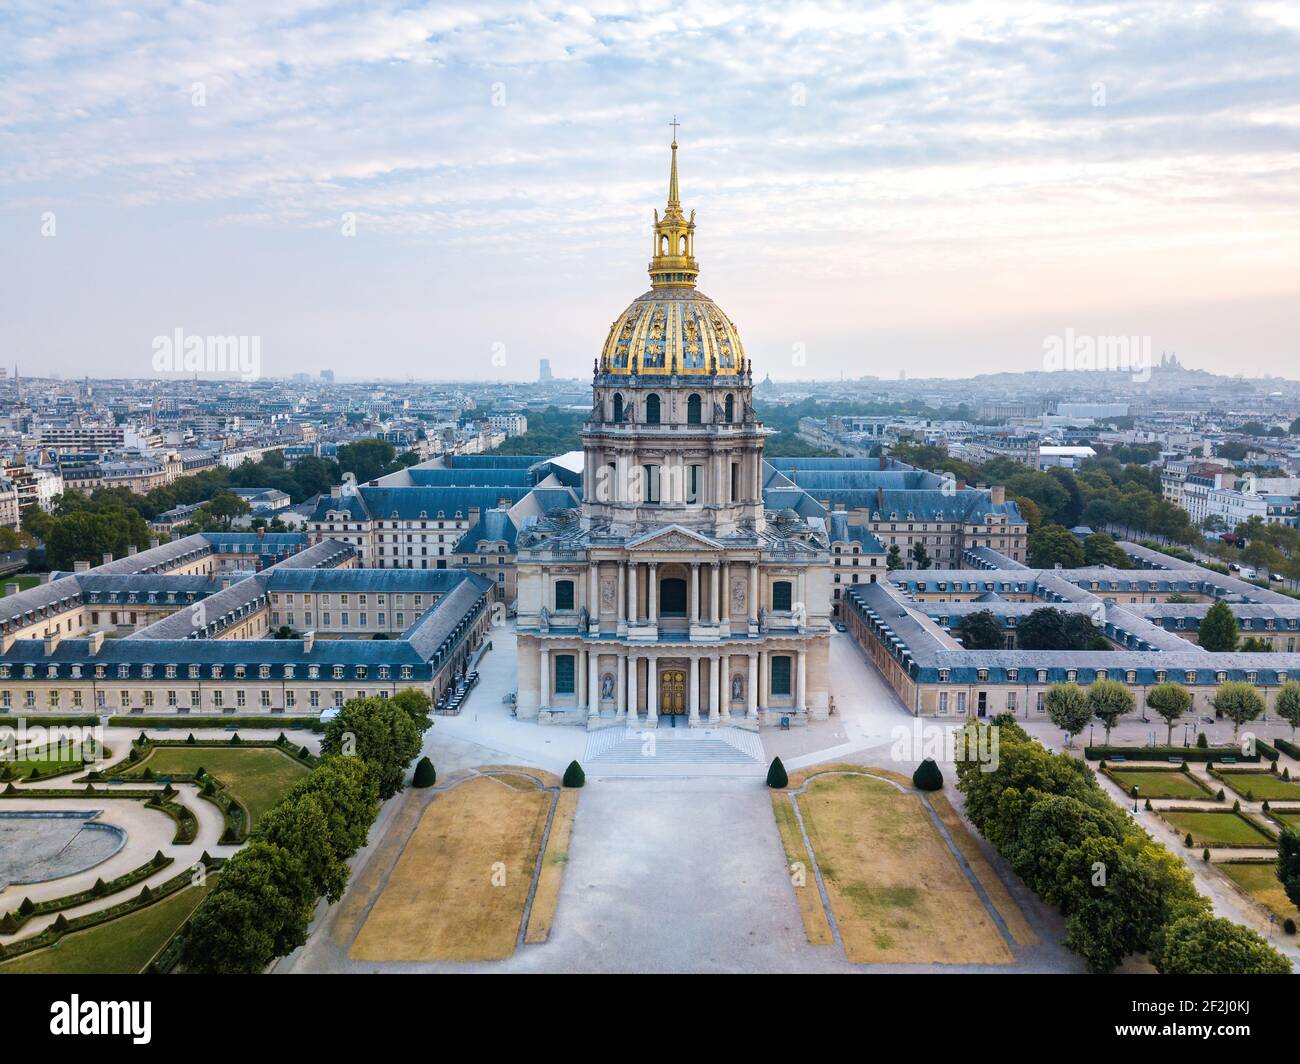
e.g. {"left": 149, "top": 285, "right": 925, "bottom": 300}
{"left": 624, "top": 524, "right": 721, "bottom": 552}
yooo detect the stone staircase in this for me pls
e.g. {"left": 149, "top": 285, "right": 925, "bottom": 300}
{"left": 583, "top": 725, "right": 766, "bottom": 777}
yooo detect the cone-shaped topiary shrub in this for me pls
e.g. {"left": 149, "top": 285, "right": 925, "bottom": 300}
{"left": 1216, "top": 788, "right": 1226, "bottom": 801}
{"left": 1184, "top": 832, "right": 1194, "bottom": 847}
{"left": 0, "top": 913, "right": 16, "bottom": 934}
{"left": 766, "top": 756, "right": 788, "bottom": 789}
{"left": 51, "top": 914, "right": 68, "bottom": 932}
{"left": 1286, "top": 918, "right": 1297, "bottom": 935}
{"left": 27, "top": 766, "right": 40, "bottom": 780}
{"left": 563, "top": 760, "right": 586, "bottom": 788}
{"left": 92, "top": 878, "right": 106, "bottom": 895}
{"left": 18, "top": 897, "right": 34, "bottom": 916}
{"left": 1197, "top": 732, "right": 1208, "bottom": 749}
{"left": 912, "top": 757, "right": 944, "bottom": 792}
{"left": 186, "top": 733, "right": 196, "bottom": 744}
{"left": 1202, "top": 848, "right": 1211, "bottom": 862}
{"left": 139, "top": 885, "right": 152, "bottom": 902}
{"left": 413, "top": 757, "right": 436, "bottom": 788}
{"left": 229, "top": 733, "right": 241, "bottom": 744}
{"left": 1144, "top": 798, "right": 1153, "bottom": 811}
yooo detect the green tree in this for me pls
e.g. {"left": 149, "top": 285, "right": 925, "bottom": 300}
{"left": 280, "top": 755, "right": 379, "bottom": 862}
{"left": 1210, "top": 681, "right": 1265, "bottom": 740}
{"left": 955, "top": 610, "right": 1004, "bottom": 650}
{"left": 1277, "top": 828, "right": 1300, "bottom": 912}
{"left": 765, "top": 756, "right": 788, "bottom": 789}
{"left": 1027, "top": 525, "right": 1085, "bottom": 569}
{"left": 336, "top": 439, "right": 398, "bottom": 483}
{"left": 1146, "top": 682, "right": 1193, "bottom": 746}
{"left": 910, "top": 542, "right": 931, "bottom": 570}
{"left": 1275, "top": 681, "right": 1300, "bottom": 739}
{"left": 1198, "top": 600, "right": 1239, "bottom": 652}
{"left": 1154, "top": 913, "right": 1290, "bottom": 974}
{"left": 178, "top": 841, "right": 313, "bottom": 973}
{"left": 321, "top": 696, "right": 423, "bottom": 800}
{"left": 255, "top": 793, "right": 349, "bottom": 903}
{"left": 1044, "top": 683, "right": 1091, "bottom": 745}
{"left": 885, "top": 544, "right": 903, "bottom": 571}
{"left": 1082, "top": 533, "right": 1128, "bottom": 568}
{"left": 1087, "top": 679, "right": 1134, "bottom": 744}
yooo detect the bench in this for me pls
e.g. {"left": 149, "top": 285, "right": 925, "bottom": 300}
{"left": 1168, "top": 757, "right": 1184, "bottom": 765}
{"left": 1221, "top": 756, "right": 1237, "bottom": 764}
{"left": 1109, "top": 755, "right": 1127, "bottom": 763}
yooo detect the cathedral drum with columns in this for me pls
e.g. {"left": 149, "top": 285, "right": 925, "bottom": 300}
{"left": 514, "top": 135, "right": 832, "bottom": 729}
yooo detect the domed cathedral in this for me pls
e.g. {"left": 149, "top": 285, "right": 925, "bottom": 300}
{"left": 514, "top": 131, "right": 832, "bottom": 731}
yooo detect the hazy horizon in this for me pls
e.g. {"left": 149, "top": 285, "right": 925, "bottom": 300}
{"left": 3, "top": 1, "right": 1298, "bottom": 383}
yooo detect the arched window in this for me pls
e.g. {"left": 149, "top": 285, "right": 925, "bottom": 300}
{"left": 645, "top": 394, "right": 661, "bottom": 425}
{"left": 724, "top": 393, "right": 735, "bottom": 422}
{"left": 687, "top": 394, "right": 702, "bottom": 424}
{"left": 612, "top": 394, "right": 624, "bottom": 422}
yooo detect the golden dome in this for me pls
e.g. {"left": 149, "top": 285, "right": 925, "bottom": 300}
{"left": 601, "top": 288, "right": 745, "bottom": 376}
{"left": 600, "top": 130, "right": 747, "bottom": 377}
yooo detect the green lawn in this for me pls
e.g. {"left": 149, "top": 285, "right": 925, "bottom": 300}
{"left": 1220, "top": 862, "right": 1300, "bottom": 923}
{"left": 1107, "top": 769, "right": 1210, "bottom": 800}
{"left": 122, "top": 746, "right": 308, "bottom": 827}
{"left": 1160, "top": 810, "right": 1275, "bottom": 847}
{"left": 1216, "top": 771, "right": 1300, "bottom": 802}
{"left": 1, "top": 743, "right": 95, "bottom": 780}
{"left": 0, "top": 575, "right": 40, "bottom": 598}
{"left": 1270, "top": 811, "right": 1300, "bottom": 832}
{"left": 0, "top": 885, "right": 209, "bottom": 974}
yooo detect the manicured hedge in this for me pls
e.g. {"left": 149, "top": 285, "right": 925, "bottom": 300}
{"left": 1276, "top": 737, "right": 1300, "bottom": 760}
{"left": 1084, "top": 744, "right": 1259, "bottom": 763}
{"left": 0, "top": 856, "right": 222, "bottom": 964}
{"left": 0, "top": 852, "right": 172, "bottom": 933}
{"left": 107, "top": 715, "right": 323, "bottom": 731}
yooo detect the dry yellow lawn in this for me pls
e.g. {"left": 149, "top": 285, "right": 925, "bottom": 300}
{"left": 769, "top": 793, "right": 835, "bottom": 945}
{"left": 799, "top": 773, "right": 1013, "bottom": 965}
{"left": 524, "top": 788, "right": 577, "bottom": 944}
{"left": 928, "top": 793, "right": 1037, "bottom": 947}
{"left": 350, "top": 775, "right": 551, "bottom": 962}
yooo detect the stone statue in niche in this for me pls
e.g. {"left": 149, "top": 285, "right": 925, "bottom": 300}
{"left": 601, "top": 672, "right": 615, "bottom": 701}
{"left": 577, "top": 605, "right": 589, "bottom": 630}
{"left": 758, "top": 606, "right": 769, "bottom": 633}
{"left": 600, "top": 579, "right": 616, "bottom": 611}
{"left": 731, "top": 673, "right": 744, "bottom": 704}
{"left": 731, "top": 578, "right": 746, "bottom": 611}
{"left": 538, "top": 606, "right": 550, "bottom": 632}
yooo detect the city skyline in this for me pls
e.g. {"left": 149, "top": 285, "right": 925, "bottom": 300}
{"left": 3, "top": 2, "right": 1298, "bottom": 382}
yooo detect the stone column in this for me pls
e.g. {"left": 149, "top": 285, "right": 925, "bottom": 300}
{"left": 577, "top": 648, "right": 586, "bottom": 709}
{"left": 690, "top": 563, "right": 700, "bottom": 623}
{"left": 720, "top": 654, "right": 731, "bottom": 720}
{"left": 626, "top": 652, "right": 638, "bottom": 722}
{"left": 617, "top": 563, "right": 626, "bottom": 631}
{"left": 647, "top": 654, "right": 658, "bottom": 724}
{"left": 588, "top": 650, "right": 600, "bottom": 719}
{"left": 648, "top": 562, "right": 658, "bottom": 624}
{"left": 720, "top": 561, "right": 730, "bottom": 630}
{"left": 627, "top": 560, "right": 638, "bottom": 625}
{"left": 589, "top": 562, "right": 599, "bottom": 626}
{"left": 758, "top": 650, "right": 769, "bottom": 710}
{"left": 710, "top": 562, "right": 720, "bottom": 623}
{"left": 797, "top": 647, "right": 807, "bottom": 713}
{"left": 688, "top": 656, "right": 699, "bottom": 723}
{"left": 616, "top": 653, "right": 627, "bottom": 716}
{"left": 709, "top": 656, "right": 720, "bottom": 722}
{"left": 749, "top": 562, "right": 759, "bottom": 625}
{"left": 538, "top": 646, "right": 550, "bottom": 711}
{"left": 747, "top": 653, "right": 758, "bottom": 717}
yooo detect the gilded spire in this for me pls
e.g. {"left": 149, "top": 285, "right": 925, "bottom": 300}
{"left": 649, "top": 120, "right": 698, "bottom": 288}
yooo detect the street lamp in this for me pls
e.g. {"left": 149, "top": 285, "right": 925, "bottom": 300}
{"left": 1133, "top": 784, "right": 1140, "bottom": 813}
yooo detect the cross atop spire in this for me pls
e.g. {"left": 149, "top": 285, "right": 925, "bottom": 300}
{"left": 669, "top": 114, "right": 680, "bottom": 142}
{"left": 649, "top": 127, "right": 697, "bottom": 288}
{"left": 667, "top": 118, "right": 682, "bottom": 210}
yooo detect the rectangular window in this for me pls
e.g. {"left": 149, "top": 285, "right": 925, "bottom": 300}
{"left": 641, "top": 463, "right": 660, "bottom": 504}
{"left": 687, "top": 464, "right": 702, "bottom": 505}
{"left": 772, "top": 581, "right": 793, "bottom": 612}
{"left": 555, "top": 654, "right": 576, "bottom": 695}
{"left": 555, "top": 580, "right": 575, "bottom": 611}
{"left": 770, "top": 655, "right": 792, "bottom": 696}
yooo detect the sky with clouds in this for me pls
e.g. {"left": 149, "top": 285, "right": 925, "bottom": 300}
{"left": 2, "top": 0, "right": 1298, "bottom": 383}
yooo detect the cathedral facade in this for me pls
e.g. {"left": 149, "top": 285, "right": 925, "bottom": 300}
{"left": 514, "top": 137, "right": 832, "bottom": 729}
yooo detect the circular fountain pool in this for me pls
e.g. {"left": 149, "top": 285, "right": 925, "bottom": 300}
{"left": 0, "top": 811, "right": 127, "bottom": 889}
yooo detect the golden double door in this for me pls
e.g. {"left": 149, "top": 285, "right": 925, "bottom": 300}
{"left": 659, "top": 669, "right": 686, "bottom": 715}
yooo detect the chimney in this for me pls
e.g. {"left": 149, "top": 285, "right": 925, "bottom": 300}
{"left": 150, "top": 538, "right": 160, "bottom": 549}
{"left": 956, "top": 479, "right": 966, "bottom": 491}
{"left": 256, "top": 526, "right": 265, "bottom": 539}
{"left": 127, "top": 545, "right": 138, "bottom": 556}
{"left": 330, "top": 483, "right": 342, "bottom": 498}
{"left": 303, "top": 630, "right": 315, "bottom": 653}
{"left": 74, "top": 560, "right": 91, "bottom": 573}
{"left": 876, "top": 486, "right": 884, "bottom": 511}
{"left": 3, "top": 582, "right": 15, "bottom": 596}
{"left": 44, "top": 632, "right": 60, "bottom": 654}
{"left": 87, "top": 630, "right": 105, "bottom": 655}
{"left": 102, "top": 553, "right": 113, "bottom": 566}
{"left": 990, "top": 485, "right": 1005, "bottom": 505}
{"left": 221, "top": 578, "right": 231, "bottom": 589}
